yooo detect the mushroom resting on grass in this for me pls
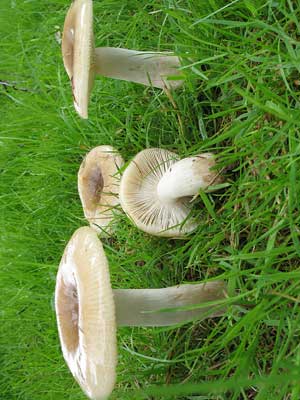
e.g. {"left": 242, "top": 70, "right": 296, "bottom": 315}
{"left": 120, "top": 148, "right": 221, "bottom": 238}
{"left": 55, "top": 227, "right": 227, "bottom": 400}
{"left": 78, "top": 145, "right": 124, "bottom": 234}
{"left": 62, "top": 0, "right": 183, "bottom": 119}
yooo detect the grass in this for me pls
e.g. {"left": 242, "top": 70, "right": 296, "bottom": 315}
{"left": 1, "top": 0, "right": 300, "bottom": 399}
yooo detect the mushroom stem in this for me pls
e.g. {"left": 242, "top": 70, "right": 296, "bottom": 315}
{"left": 156, "top": 154, "right": 219, "bottom": 205}
{"left": 113, "top": 281, "right": 226, "bottom": 326}
{"left": 94, "top": 47, "right": 183, "bottom": 89}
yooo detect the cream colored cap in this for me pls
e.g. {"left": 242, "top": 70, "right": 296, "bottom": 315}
{"left": 62, "top": 0, "right": 95, "bottom": 119}
{"left": 78, "top": 145, "right": 124, "bottom": 234}
{"left": 119, "top": 148, "right": 198, "bottom": 237}
{"left": 55, "top": 227, "right": 117, "bottom": 400}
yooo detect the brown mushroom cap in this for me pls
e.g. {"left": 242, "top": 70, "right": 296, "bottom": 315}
{"left": 62, "top": 0, "right": 95, "bottom": 119}
{"left": 78, "top": 145, "right": 124, "bottom": 234}
{"left": 55, "top": 227, "right": 117, "bottom": 400}
{"left": 119, "top": 148, "right": 199, "bottom": 237}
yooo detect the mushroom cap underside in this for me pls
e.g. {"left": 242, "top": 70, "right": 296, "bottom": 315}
{"left": 62, "top": 0, "right": 95, "bottom": 119}
{"left": 55, "top": 226, "right": 117, "bottom": 400}
{"left": 119, "top": 148, "right": 198, "bottom": 237}
{"left": 78, "top": 145, "right": 124, "bottom": 233}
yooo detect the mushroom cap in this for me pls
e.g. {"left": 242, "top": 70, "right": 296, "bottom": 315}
{"left": 55, "top": 227, "right": 117, "bottom": 400}
{"left": 119, "top": 148, "right": 199, "bottom": 237}
{"left": 78, "top": 145, "right": 124, "bottom": 234}
{"left": 62, "top": 0, "right": 95, "bottom": 119}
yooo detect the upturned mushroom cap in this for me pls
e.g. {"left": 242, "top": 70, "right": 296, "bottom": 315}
{"left": 62, "top": 0, "right": 95, "bottom": 119}
{"left": 78, "top": 145, "right": 124, "bottom": 234}
{"left": 119, "top": 148, "right": 198, "bottom": 237}
{"left": 55, "top": 227, "right": 117, "bottom": 400}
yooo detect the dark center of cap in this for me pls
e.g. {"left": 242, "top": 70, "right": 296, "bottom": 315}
{"left": 56, "top": 274, "right": 79, "bottom": 353}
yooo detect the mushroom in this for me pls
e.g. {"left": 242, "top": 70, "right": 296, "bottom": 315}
{"left": 78, "top": 145, "right": 124, "bottom": 234}
{"left": 119, "top": 148, "right": 221, "bottom": 237}
{"left": 62, "top": 0, "right": 183, "bottom": 118}
{"left": 55, "top": 226, "right": 227, "bottom": 400}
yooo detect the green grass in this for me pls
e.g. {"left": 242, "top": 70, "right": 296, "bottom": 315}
{"left": 1, "top": 0, "right": 300, "bottom": 399}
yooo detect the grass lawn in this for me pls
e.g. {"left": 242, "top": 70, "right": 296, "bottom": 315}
{"left": 1, "top": 0, "right": 300, "bottom": 399}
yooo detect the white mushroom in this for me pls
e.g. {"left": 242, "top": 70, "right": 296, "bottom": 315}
{"left": 62, "top": 0, "right": 95, "bottom": 119}
{"left": 62, "top": 0, "right": 183, "bottom": 118}
{"left": 119, "top": 148, "right": 221, "bottom": 237}
{"left": 78, "top": 145, "right": 124, "bottom": 234}
{"left": 55, "top": 227, "right": 117, "bottom": 400}
{"left": 55, "top": 227, "right": 227, "bottom": 399}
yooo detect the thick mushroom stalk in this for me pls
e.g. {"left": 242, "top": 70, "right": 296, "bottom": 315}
{"left": 62, "top": 0, "right": 183, "bottom": 119}
{"left": 95, "top": 47, "right": 182, "bottom": 89}
{"left": 114, "top": 282, "right": 226, "bottom": 326}
{"left": 55, "top": 227, "right": 228, "bottom": 400}
{"left": 157, "top": 153, "right": 221, "bottom": 205}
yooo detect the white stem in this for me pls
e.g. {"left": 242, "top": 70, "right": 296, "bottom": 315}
{"left": 94, "top": 47, "right": 183, "bottom": 89}
{"left": 113, "top": 281, "right": 226, "bottom": 326}
{"left": 157, "top": 154, "right": 218, "bottom": 204}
